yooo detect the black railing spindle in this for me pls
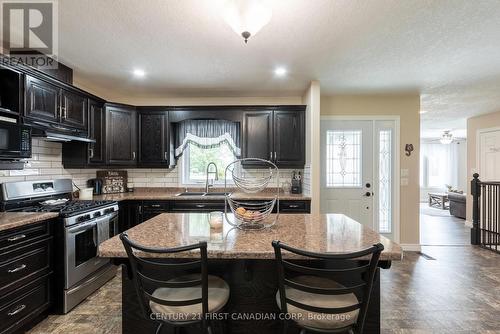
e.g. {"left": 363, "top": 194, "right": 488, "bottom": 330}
{"left": 471, "top": 173, "right": 500, "bottom": 253}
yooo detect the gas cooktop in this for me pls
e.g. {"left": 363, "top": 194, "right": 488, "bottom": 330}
{"left": 16, "top": 200, "right": 116, "bottom": 217}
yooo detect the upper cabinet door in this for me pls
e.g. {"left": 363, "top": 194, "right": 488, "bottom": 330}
{"left": 106, "top": 104, "right": 137, "bottom": 166}
{"left": 24, "top": 75, "right": 60, "bottom": 123}
{"left": 138, "top": 111, "right": 170, "bottom": 166}
{"left": 88, "top": 100, "right": 105, "bottom": 164}
{"left": 61, "top": 89, "right": 87, "bottom": 130}
{"left": 273, "top": 110, "right": 305, "bottom": 167}
{"left": 242, "top": 111, "right": 273, "bottom": 163}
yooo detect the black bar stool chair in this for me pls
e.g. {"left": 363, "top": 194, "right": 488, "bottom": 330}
{"left": 272, "top": 241, "right": 384, "bottom": 334}
{"left": 120, "top": 233, "right": 230, "bottom": 334}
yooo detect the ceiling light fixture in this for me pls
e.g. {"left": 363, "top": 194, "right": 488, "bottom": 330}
{"left": 133, "top": 69, "right": 146, "bottom": 78}
{"left": 440, "top": 130, "right": 454, "bottom": 144}
{"left": 274, "top": 67, "right": 287, "bottom": 76}
{"left": 222, "top": 0, "right": 272, "bottom": 43}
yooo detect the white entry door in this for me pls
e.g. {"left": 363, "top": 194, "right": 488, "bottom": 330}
{"left": 479, "top": 129, "right": 500, "bottom": 181}
{"left": 320, "top": 119, "right": 397, "bottom": 240}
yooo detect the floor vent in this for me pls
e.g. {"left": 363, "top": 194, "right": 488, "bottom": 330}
{"left": 417, "top": 252, "right": 436, "bottom": 260}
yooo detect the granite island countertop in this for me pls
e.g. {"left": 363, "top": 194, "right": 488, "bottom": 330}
{"left": 0, "top": 212, "right": 59, "bottom": 232}
{"left": 98, "top": 213, "right": 402, "bottom": 261}
{"left": 92, "top": 188, "right": 310, "bottom": 202}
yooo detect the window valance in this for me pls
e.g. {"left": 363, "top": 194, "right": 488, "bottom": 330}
{"left": 175, "top": 119, "right": 241, "bottom": 157}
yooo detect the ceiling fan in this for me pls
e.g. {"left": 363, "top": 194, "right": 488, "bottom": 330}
{"left": 425, "top": 130, "right": 464, "bottom": 144}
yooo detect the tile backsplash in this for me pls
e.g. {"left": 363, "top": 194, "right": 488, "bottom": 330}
{"left": 0, "top": 140, "right": 303, "bottom": 191}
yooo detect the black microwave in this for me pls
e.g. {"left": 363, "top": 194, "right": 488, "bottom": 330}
{"left": 0, "top": 119, "right": 31, "bottom": 160}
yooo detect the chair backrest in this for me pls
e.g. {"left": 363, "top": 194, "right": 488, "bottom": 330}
{"left": 272, "top": 240, "right": 384, "bottom": 333}
{"left": 120, "top": 232, "right": 209, "bottom": 324}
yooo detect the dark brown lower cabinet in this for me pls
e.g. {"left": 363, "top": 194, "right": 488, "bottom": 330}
{"left": 0, "top": 220, "right": 54, "bottom": 334}
{"left": 120, "top": 199, "right": 311, "bottom": 226}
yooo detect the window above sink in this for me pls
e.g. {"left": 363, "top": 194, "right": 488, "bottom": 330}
{"left": 181, "top": 142, "right": 236, "bottom": 185}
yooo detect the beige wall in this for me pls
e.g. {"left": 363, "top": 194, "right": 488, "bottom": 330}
{"left": 320, "top": 94, "right": 420, "bottom": 245}
{"left": 302, "top": 81, "right": 321, "bottom": 213}
{"left": 466, "top": 110, "right": 500, "bottom": 222}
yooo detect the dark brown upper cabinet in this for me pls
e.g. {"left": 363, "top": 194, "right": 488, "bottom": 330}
{"left": 242, "top": 111, "right": 273, "bottom": 165}
{"left": 25, "top": 75, "right": 60, "bottom": 123}
{"left": 88, "top": 100, "right": 106, "bottom": 165}
{"left": 25, "top": 74, "right": 88, "bottom": 132}
{"left": 273, "top": 110, "right": 305, "bottom": 167}
{"left": 138, "top": 109, "right": 172, "bottom": 167}
{"left": 106, "top": 104, "right": 137, "bottom": 166}
{"left": 60, "top": 89, "right": 87, "bottom": 129}
{"left": 242, "top": 107, "right": 305, "bottom": 168}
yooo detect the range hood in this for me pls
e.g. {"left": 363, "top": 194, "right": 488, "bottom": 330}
{"left": 43, "top": 130, "right": 95, "bottom": 143}
{"left": 29, "top": 121, "right": 95, "bottom": 143}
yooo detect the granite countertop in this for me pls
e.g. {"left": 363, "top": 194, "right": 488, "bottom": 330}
{"left": 0, "top": 212, "right": 59, "bottom": 232}
{"left": 98, "top": 213, "right": 402, "bottom": 261}
{"left": 92, "top": 187, "right": 311, "bottom": 202}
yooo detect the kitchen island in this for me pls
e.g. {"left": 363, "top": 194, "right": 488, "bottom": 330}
{"left": 99, "top": 213, "right": 402, "bottom": 334}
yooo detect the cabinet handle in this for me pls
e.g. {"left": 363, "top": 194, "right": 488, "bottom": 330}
{"left": 288, "top": 204, "right": 299, "bottom": 208}
{"left": 7, "top": 234, "right": 26, "bottom": 242}
{"left": 196, "top": 204, "right": 206, "bottom": 208}
{"left": 151, "top": 204, "right": 161, "bottom": 208}
{"left": 274, "top": 151, "right": 277, "bottom": 161}
{"left": 132, "top": 152, "right": 136, "bottom": 160}
{"left": 64, "top": 107, "right": 68, "bottom": 119}
{"left": 7, "top": 264, "right": 27, "bottom": 273}
{"left": 8, "top": 304, "right": 26, "bottom": 316}
{"left": 270, "top": 152, "right": 273, "bottom": 161}
{"left": 60, "top": 106, "right": 66, "bottom": 119}
{"left": 89, "top": 148, "right": 94, "bottom": 159}
{"left": 164, "top": 152, "right": 168, "bottom": 161}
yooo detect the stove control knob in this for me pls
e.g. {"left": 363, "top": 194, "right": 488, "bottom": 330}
{"left": 78, "top": 214, "right": 91, "bottom": 223}
{"left": 104, "top": 207, "right": 115, "bottom": 214}
{"left": 94, "top": 211, "right": 102, "bottom": 218}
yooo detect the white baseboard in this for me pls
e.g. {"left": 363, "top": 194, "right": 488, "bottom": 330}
{"left": 465, "top": 220, "right": 473, "bottom": 228}
{"left": 400, "top": 244, "right": 422, "bottom": 252}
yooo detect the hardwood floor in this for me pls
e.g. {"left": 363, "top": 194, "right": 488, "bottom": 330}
{"left": 29, "top": 246, "right": 500, "bottom": 334}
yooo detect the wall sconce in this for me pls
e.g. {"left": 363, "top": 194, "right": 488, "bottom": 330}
{"left": 405, "top": 144, "right": 414, "bottom": 156}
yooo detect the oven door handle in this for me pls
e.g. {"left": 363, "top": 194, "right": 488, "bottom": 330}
{"left": 67, "top": 221, "right": 98, "bottom": 234}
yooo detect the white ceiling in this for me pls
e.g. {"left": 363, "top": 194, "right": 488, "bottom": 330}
{"left": 58, "top": 0, "right": 500, "bottom": 133}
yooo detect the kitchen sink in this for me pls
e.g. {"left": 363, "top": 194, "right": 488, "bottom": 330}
{"left": 175, "top": 192, "right": 231, "bottom": 197}
{"left": 175, "top": 192, "right": 206, "bottom": 196}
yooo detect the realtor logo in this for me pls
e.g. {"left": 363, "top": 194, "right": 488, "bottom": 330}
{"left": 1, "top": 0, "right": 58, "bottom": 68}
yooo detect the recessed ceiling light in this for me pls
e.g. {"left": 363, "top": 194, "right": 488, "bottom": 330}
{"left": 419, "top": 110, "right": 428, "bottom": 114}
{"left": 274, "top": 67, "right": 287, "bottom": 76}
{"left": 133, "top": 69, "right": 146, "bottom": 78}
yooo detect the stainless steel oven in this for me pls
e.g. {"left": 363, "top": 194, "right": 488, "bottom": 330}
{"left": 64, "top": 211, "right": 118, "bottom": 289}
{"left": 0, "top": 118, "right": 31, "bottom": 160}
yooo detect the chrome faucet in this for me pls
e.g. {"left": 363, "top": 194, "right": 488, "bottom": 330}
{"left": 205, "top": 162, "right": 218, "bottom": 193}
